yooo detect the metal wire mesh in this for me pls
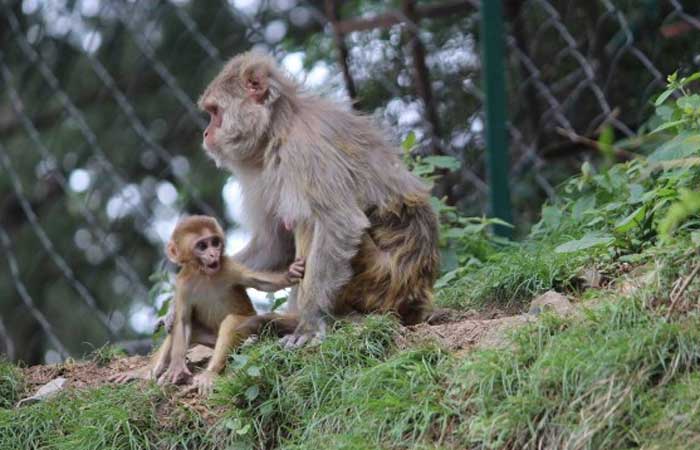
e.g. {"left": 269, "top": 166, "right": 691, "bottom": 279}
{"left": 0, "top": 0, "right": 698, "bottom": 362}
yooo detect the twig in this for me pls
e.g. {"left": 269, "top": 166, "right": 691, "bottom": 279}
{"left": 667, "top": 261, "right": 700, "bottom": 318}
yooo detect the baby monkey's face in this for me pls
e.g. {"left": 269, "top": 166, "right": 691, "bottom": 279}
{"left": 192, "top": 234, "right": 223, "bottom": 275}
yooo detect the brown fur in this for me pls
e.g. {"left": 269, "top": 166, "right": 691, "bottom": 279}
{"left": 197, "top": 51, "right": 440, "bottom": 347}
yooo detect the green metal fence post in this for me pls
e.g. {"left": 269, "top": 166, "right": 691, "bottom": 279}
{"left": 480, "top": 0, "right": 513, "bottom": 238}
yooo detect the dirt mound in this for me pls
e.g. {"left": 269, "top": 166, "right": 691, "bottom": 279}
{"left": 19, "top": 293, "right": 572, "bottom": 407}
{"left": 23, "top": 355, "right": 149, "bottom": 392}
{"left": 400, "top": 292, "right": 573, "bottom": 353}
{"left": 400, "top": 313, "right": 534, "bottom": 353}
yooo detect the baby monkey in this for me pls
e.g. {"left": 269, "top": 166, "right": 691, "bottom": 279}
{"left": 110, "top": 215, "right": 304, "bottom": 394}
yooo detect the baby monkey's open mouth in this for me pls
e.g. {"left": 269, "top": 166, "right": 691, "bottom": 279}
{"left": 204, "top": 260, "right": 220, "bottom": 273}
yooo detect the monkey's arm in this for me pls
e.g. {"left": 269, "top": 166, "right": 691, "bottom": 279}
{"left": 233, "top": 257, "right": 305, "bottom": 292}
{"left": 282, "top": 210, "right": 369, "bottom": 348}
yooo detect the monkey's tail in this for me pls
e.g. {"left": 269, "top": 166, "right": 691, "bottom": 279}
{"left": 236, "top": 313, "right": 299, "bottom": 338}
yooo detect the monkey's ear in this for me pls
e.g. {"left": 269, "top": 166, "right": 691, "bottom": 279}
{"left": 244, "top": 67, "right": 269, "bottom": 104}
{"left": 243, "top": 64, "right": 279, "bottom": 105}
{"left": 166, "top": 240, "right": 180, "bottom": 264}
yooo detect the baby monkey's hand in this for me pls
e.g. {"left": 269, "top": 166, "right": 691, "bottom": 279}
{"left": 286, "top": 257, "right": 305, "bottom": 284}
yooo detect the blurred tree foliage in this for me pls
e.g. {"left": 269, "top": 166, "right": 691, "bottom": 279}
{"left": 0, "top": 0, "right": 698, "bottom": 364}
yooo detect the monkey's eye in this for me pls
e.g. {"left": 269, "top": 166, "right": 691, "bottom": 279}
{"left": 196, "top": 241, "right": 207, "bottom": 251}
{"left": 211, "top": 237, "right": 221, "bottom": 247}
{"left": 205, "top": 104, "right": 218, "bottom": 116}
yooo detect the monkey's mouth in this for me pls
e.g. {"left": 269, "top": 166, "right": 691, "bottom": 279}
{"left": 203, "top": 261, "right": 220, "bottom": 274}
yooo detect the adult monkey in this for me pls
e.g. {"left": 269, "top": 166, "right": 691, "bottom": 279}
{"left": 197, "top": 52, "right": 439, "bottom": 347}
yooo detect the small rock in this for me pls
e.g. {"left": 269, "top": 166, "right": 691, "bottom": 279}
{"left": 186, "top": 345, "right": 214, "bottom": 365}
{"left": 17, "top": 377, "right": 67, "bottom": 407}
{"left": 528, "top": 291, "right": 573, "bottom": 316}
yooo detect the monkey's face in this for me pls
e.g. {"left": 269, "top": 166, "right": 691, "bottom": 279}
{"left": 200, "top": 90, "right": 272, "bottom": 167}
{"left": 192, "top": 233, "right": 224, "bottom": 275}
{"left": 199, "top": 54, "right": 282, "bottom": 166}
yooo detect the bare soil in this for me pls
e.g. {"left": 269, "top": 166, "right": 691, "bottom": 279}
{"left": 399, "top": 307, "right": 534, "bottom": 353}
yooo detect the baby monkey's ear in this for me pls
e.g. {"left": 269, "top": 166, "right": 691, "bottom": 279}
{"left": 166, "top": 240, "right": 181, "bottom": 264}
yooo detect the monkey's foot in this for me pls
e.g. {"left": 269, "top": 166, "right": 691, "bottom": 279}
{"left": 280, "top": 329, "right": 325, "bottom": 349}
{"left": 109, "top": 368, "right": 151, "bottom": 384}
{"left": 190, "top": 370, "right": 216, "bottom": 396}
{"left": 157, "top": 363, "right": 192, "bottom": 386}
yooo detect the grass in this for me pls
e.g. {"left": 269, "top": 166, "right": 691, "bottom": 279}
{"left": 0, "top": 359, "right": 24, "bottom": 409}
{"left": 4, "top": 284, "right": 700, "bottom": 449}
{"left": 450, "top": 294, "right": 700, "bottom": 448}
{"left": 88, "top": 344, "right": 127, "bottom": 367}
{"left": 0, "top": 383, "right": 218, "bottom": 449}
{"left": 436, "top": 241, "right": 586, "bottom": 310}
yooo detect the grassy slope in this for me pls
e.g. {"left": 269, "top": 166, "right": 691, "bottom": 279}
{"left": 3, "top": 159, "right": 700, "bottom": 448}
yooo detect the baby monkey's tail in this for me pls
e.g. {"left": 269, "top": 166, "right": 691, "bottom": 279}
{"left": 236, "top": 312, "right": 299, "bottom": 338}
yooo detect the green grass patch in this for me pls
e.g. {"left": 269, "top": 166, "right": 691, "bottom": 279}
{"left": 88, "top": 344, "right": 128, "bottom": 367}
{"left": 636, "top": 372, "right": 700, "bottom": 447}
{"left": 213, "top": 315, "right": 457, "bottom": 449}
{"left": 437, "top": 241, "right": 585, "bottom": 310}
{"left": 0, "top": 383, "right": 216, "bottom": 450}
{"left": 449, "top": 295, "right": 700, "bottom": 449}
{"left": 0, "top": 359, "right": 24, "bottom": 409}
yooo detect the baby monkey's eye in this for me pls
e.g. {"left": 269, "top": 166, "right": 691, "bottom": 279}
{"left": 196, "top": 241, "right": 207, "bottom": 251}
{"left": 211, "top": 237, "right": 221, "bottom": 247}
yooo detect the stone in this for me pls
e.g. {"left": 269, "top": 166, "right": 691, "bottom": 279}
{"left": 528, "top": 290, "right": 573, "bottom": 316}
{"left": 17, "top": 376, "right": 66, "bottom": 407}
{"left": 186, "top": 344, "right": 214, "bottom": 365}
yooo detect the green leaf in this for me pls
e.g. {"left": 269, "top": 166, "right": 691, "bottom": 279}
{"left": 231, "top": 354, "right": 249, "bottom": 369}
{"left": 421, "top": 155, "right": 461, "bottom": 171}
{"left": 411, "top": 164, "right": 436, "bottom": 176}
{"left": 648, "top": 132, "right": 700, "bottom": 162}
{"left": 157, "top": 297, "right": 171, "bottom": 317}
{"left": 628, "top": 184, "right": 645, "bottom": 204}
{"left": 682, "top": 72, "right": 700, "bottom": 84}
{"left": 245, "top": 385, "right": 259, "bottom": 402}
{"left": 614, "top": 206, "right": 645, "bottom": 233}
{"left": 650, "top": 118, "right": 689, "bottom": 135}
{"left": 435, "top": 268, "right": 460, "bottom": 289}
{"left": 655, "top": 87, "right": 676, "bottom": 106}
{"left": 658, "top": 189, "right": 700, "bottom": 238}
{"left": 677, "top": 94, "right": 700, "bottom": 113}
{"left": 540, "top": 206, "right": 562, "bottom": 230}
{"left": 401, "top": 131, "right": 416, "bottom": 151}
{"left": 246, "top": 366, "right": 261, "bottom": 377}
{"left": 572, "top": 195, "right": 596, "bottom": 220}
{"left": 554, "top": 234, "right": 615, "bottom": 254}
{"left": 271, "top": 295, "right": 288, "bottom": 312}
{"left": 655, "top": 105, "right": 675, "bottom": 121}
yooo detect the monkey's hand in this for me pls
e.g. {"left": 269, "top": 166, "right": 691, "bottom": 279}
{"left": 109, "top": 367, "right": 152, "bottom": 384}
{"left": 155, "top": 310, "right": 176, "bottom": 334}
{"left": 280, "top": 316, "right": 327, "bottom": 349}
{"left": 191, "top": 370, "right": 217, "bottom": 396}
{"left": 286, "top": 257, "right": 306, "bottom": 284}
{"left": 157, "top": 361, "right": 192, "bottom": 386}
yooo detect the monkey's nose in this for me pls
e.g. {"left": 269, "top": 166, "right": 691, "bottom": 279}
{"left": 204, "top": 130, "right": 208, "bottom": 138}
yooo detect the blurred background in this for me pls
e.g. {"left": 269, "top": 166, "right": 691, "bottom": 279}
{"left": 0, "top": 0, "right": 699, "bottom": 365}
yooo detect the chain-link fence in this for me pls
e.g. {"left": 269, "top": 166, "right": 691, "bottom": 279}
{"left": 1, "top": 0, "right": 698, "bottom": 363}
